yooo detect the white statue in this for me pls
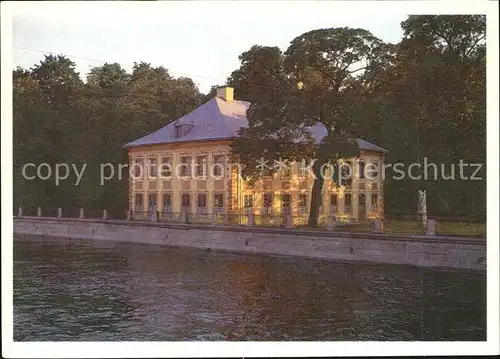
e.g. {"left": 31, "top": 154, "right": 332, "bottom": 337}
{"left": 417, "top": 189, "right": 427, "bottom": 227}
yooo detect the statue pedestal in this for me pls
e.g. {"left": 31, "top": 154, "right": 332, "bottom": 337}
{"left": 426, "top": 219, "right": 436, "bottom": 236}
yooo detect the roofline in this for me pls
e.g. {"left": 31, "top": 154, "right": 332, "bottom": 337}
{"left": 123, "top": 136, "right": 236, "bottom": 149}
{"left": 124, "top": 136, "right": 389, "bottom": 153}
{"left": 357, "top": 137, "right": 389, "bottom": 153}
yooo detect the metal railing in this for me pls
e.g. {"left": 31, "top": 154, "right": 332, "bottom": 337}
{"left": 435, "top": 218, "right": 486, "bottom": 237}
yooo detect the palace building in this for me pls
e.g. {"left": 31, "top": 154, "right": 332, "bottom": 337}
{"left": 124, "top": 87, "right": 387, "bottom": 223}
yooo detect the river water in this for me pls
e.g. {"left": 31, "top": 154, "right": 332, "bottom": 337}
{"left": 13, "top": 235, "right": 486, "bottom": 341}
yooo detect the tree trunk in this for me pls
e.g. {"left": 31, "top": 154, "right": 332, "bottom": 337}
{"left": 307, "top": 159, "right": 326, "bottom": 227}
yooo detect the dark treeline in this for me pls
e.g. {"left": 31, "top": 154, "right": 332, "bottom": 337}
{"left": 13, "top": 15, "right": 486, "bottom": 221}
{"left": 13, "top": 61, "right": 206, "bottom": 216}
{"left": 365, "top": 15, "right": 486, "bottom": 220}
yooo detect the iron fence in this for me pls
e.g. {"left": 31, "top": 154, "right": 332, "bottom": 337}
{"left": 435, "top": 219, "right": 485, "bottom": 237}
{"left": 383, "top": 218, "right": 426, "bottom": 235}
{"left": 15, "top": 207, "right": 485, "bottom": 237}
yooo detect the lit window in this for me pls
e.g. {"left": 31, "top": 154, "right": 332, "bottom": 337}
{"left": 181, "top": 193, "right": 191, "bottom": 212}
{"left": 358, "top": 161, "right": 365, "bottom": 179}
{"left": 180, "top": 155, "right": 192, "bottom": 178}
{"left": 340, "top": 161, "right": 353, "bottom": 187}
{"left": 243, "top": 194, "right": 253, "bottom": 213}
{"left": 281, "top": 165, "right": 291, "bottom": 178}
{"left": 359, "top": 193, "right": 366, "bottom": 206}
{"left": 148, "top": 157, "right": 158, "bottom": 178}
{"left": 345, "top": 194, "right": 352, "bottom": 214}
{"left": 263, "top": 193, "right": 273, "bottom": 215}
{"left": 299, "top": 194, "right": 307, "bottom": 214}
{"left": 161, "top": 156, "right": 172, "bottom": 178}
{"left": 196, "top": 155, "right": 207, "bottom": 177}
{"left": 281, "top": 193, "right": 291, "bottom": 214}
{"left": 371, "top": 193, "right": 378, "bottom": 211}
{"left": 134, "top": 193, "right": 144, "bottom": 212}
{"left": 214, "top": 193, "right": 224, "bottom": 213}
{"left": 299, "top": 161, "right": 308, "bottom": 179}
{"left": 197, "top": 193, "right": 207, "bottom": 213}
{"left": 133, "top": 157, "right": 144, "bottom": 179}
{"left": 213, "top": 154, "right": 225, "bottom": 177}
{"left": 244, "top": 194, "right": 253, "bottom": 207}
{"left": 148, "top": 192, "right": 158, "bottom": 213}
{"left": 366, "top": 162, "right": 379, "bottom": 180}
{"left": 163, "top": 193, "right": 172, "bottom": 213}
{"left": 330, "top": 193, "right": 338, "bottom": 213}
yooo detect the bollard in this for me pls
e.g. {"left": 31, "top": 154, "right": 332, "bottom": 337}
{"left": 327, "top": 216, "right": 336, "bottom": 230}
{"left": 102, "top": 209, "right": 108, "bottom": 220}
{"left": 285, "top": 214, "right": 293, "bottom": 229}
{"left": 127, "top": 210, "right": 132, "bottom": 221}
{"left": 37, "top": 207, "right": 42, "bottom": 217}
{"left": 18, "top": 207, "right": 23, "bottom": 217}
{"left": 57, "top": 208, "right": 63, "bottom": 218}
{"left": 426, "top": 218, "right": 436, "bottom": 236}
{"left": 79, "top": 208, "right": 85, "bottom": 219}
{"left": 247, "top": 213, "right": 255, "bottom": 227}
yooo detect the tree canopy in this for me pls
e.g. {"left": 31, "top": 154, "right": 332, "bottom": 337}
{"left": 229, "top": 28, "right": 396, "bottom": 226}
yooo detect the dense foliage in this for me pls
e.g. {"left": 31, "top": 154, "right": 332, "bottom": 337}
{"left": 229, "top": 15, "right": 486, "bottom": 223}
{"left": 13, "top": 15, "right": 486, "bottom": 221}
{"left": 13, "top": 60, "right": 202, "bottom": 216}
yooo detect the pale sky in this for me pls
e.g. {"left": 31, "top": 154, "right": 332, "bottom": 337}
{"left": 11, "top": 1, "right": 410, "bottom": 94}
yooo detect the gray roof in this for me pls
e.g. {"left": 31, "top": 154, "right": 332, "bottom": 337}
{"left": 306, "top": 122, "right": 389, "bottom": 153}
{"left": 124, "top": 97, "right": 250, "bottom": 147}
{"left": 124, "top": 96, "right": 388, "bottom": 153}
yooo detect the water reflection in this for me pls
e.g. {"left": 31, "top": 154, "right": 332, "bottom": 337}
{"left": 13, "top": 235, "right": 486, "bottom": 341}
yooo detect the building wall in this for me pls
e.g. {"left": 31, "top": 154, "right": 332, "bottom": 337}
{"left": 127, "top": 140, "right": 385, "bottom": 221}
{"left": 128, "top": 140, "right": 233, "bottom": 214}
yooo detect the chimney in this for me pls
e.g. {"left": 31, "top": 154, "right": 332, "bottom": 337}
{"left": 216, "top": 87, "right": 234, "bottom": 102}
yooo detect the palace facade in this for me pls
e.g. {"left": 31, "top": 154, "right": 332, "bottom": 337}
{"left": 124, "top": 87, "right": 387, "bottom": 222}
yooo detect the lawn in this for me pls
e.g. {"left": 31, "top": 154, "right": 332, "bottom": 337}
{"left": 435, "top": 221, "right": 486, "bottom": 237}
{"left": 299, "top": 219, "right": 485, "bottom": 237}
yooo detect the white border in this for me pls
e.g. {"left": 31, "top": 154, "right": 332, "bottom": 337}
{"left": 2, "top": 1, "right": 499, "bottom": 358}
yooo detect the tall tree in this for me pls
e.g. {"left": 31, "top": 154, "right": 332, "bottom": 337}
{"left": 13, "top": 55, "right": 84, "bottom": 213}
{"left": 358, "top": 15, "right": 486, "bottom": 218}
{"left": 401, "top": 15, "right": 486, "bottom": 60}
{"left": 31, "top": 54, "right": 83, "bottom": 107}
{"left": 231, "top": 29, "right": 390, "bottom": 226}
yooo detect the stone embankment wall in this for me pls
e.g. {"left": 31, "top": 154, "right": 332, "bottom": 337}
{"left": 13, "top": 217, "right": 486, "bottom": 271}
